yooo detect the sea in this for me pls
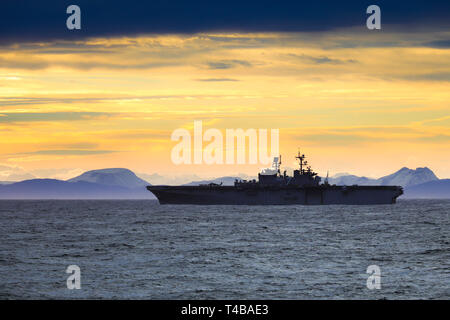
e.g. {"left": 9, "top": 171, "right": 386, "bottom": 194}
{"left": 0, "top": 199, "right": 448, "bottom": 299}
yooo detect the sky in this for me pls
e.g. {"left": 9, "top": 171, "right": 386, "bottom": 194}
{"left": 0, "top": 1, "right": 449, "bottom": 182}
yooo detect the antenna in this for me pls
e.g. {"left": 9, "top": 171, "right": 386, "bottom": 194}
{"left": 278, "top": 155, "right": 282, "bottom": 175}
{"left": 272, "top": 156, "right": 280, "bottom": 174}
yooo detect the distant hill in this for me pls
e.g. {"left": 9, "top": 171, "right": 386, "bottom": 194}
{"left": 68, "top": 168, "right": 150, "bottom": 189}
{"left": 186, "top": 167, "right": 440, "bottom": 190}
{"left": 403, "top": 179, "right": 450, "bottom": 199}
{"left": 326, "top": 167, "right": 438, "bottom": 188}
{"left": 0, "top": 179, "right": 154, "bottom": 199}
{"left": 0, "top": 181, "right": 15, "bottom": 185}
{"left": 0, "top": 168, "right": 154, "bottom": 199}
{"left": 0, "top": 166, "right": 446, "bottom": 200}
{"left": 182, "top": 167, "right": 445, "bottom": 199}
{"left": 377, "top": 167, "right": 438, "bottom": 188}
{"left": 138, "top": 172, "right": 202, "bottom": 186}
{"left": 328, "top": 175, "right": 377, "bottom": 186}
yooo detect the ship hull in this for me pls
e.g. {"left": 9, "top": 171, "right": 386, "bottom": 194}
{"left": 147, "top": 185, "right": 403, "bottom": 205}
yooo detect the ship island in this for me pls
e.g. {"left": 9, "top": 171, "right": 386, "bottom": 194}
{"left": 147, "top": 151, "right": 403, "bottom": 205}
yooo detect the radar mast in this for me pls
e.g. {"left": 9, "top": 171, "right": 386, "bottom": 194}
{"left": 296, "top": 150, "right": 306, "bottom": 173}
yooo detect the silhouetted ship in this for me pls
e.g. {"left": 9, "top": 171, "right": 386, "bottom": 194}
{"left": 147, "top": 151, "right": 403, "bottom": 205}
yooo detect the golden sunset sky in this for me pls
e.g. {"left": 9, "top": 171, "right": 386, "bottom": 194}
{"left": 1, "top": 29, "right": 450, "bottom": 182}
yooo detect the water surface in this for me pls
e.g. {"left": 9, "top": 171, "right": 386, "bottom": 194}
{"left": 0, "top": 199, "right": 448, "bottom": 299}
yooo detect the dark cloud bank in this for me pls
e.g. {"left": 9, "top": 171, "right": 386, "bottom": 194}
{"left": 0, "top": 1, "right": 449, "bottom": 44}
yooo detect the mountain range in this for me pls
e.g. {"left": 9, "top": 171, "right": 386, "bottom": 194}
{"left": 327, "top": 167, "right": 439, "bottom": 188}
{"left": 0, "top": 168, "right": 155, "bottom": 200}
{"left": 68, "top": 168, "right": 149, "bottom": 189}
{"left": 324, "top": 167, "right": 449, "bottom": 199}
{"left": 182, "top": 167, "right": 449, "bottom": 199}
{"left": 0, "top": 166, "right": 448, "bottom": 199}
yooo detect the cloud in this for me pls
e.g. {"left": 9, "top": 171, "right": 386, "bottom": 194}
{"left": 295, "top": 133, "right": 384, "bottom": 146}
{"left": 206, "top": 59, "right": 252, "bottom": 69}
{"left": 0, "top": 94, "right": 246, "bottom": 107}
{"left": 0, "top": 166, "right": 85, "bottom": 181}
{"left": 401, "top": 72, "right": 450, "bottom": 82}
{"left": 416, "top": 134, "right": 450, "bottom": 142}
{"left": 1, "top": 1, "right": 450, "bottom": 45}
{"left": 287, "top": 124, "right": 450, "bottom": 147}
{"left": 288, "top": 53, "right": 357, "bottom": 64}
{"left": 43, "top": 142, "right": 99, "bottom": 149}
{"left": 423, "top": 40, "right": 450, "bottom": 48}
{"left": 29, "top": 168, "right": 85, "bottom": 180}
{"left": 0, "top": 55, "right": 178, "bottom": 71}
{"left": 0, "top": 164, "right": 35, "bottom": 181}
{"left": 17, "top": 150, "right": 116, "bottom": 156}
{"left": 64, "top": 61, "right": 178, "bottom": 71}
{"left": 0, "top": 112, "right": 113, "bottom": 123}
{"left": 195, "top": 78, "right": 239, "bottom": 82}
{"left": 0, "top": 56, "right": 49, "bottom": 70}
{"left": 105, "top": 129, "right": 171, "bottom": 140}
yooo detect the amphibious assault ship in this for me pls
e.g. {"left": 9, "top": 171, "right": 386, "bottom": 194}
{"left": 147, "top": 152, "right": 403, "bottom": 205}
